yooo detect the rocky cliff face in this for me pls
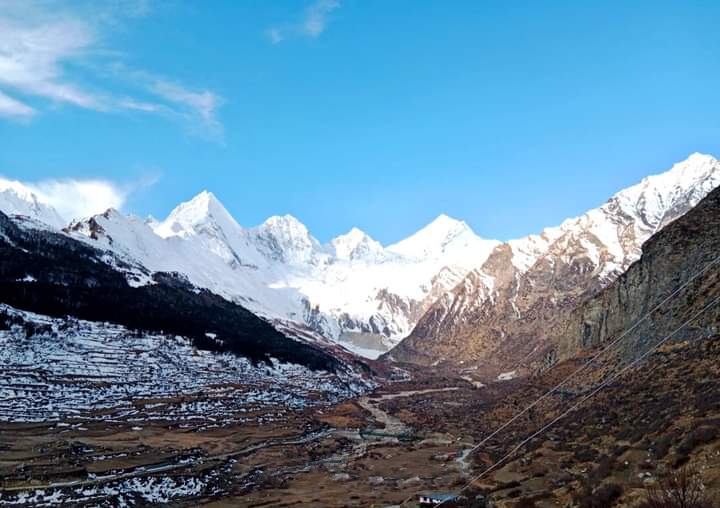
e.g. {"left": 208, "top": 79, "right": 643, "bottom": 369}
{"left": 386, "top": 153, "right": 720, "bottom": 372}
{"left": 550, "top": 183, "right": 720, "bottom": 365}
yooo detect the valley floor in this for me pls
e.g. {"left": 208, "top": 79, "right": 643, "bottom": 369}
{"left": 0, "top": 379, "right": 485, "bottom": 506}
{"left": 1, "top": 317, "right": 719, "bottom": 507}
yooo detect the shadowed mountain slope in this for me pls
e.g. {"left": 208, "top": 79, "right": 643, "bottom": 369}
{"left": 0, "top": 211, "right": 342, "bottom": 372}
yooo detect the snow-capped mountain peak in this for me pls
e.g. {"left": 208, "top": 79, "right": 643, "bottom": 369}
{"left": 331, "top": 227, "right": 385, "bottom": 262}
{"left": 389, "top": 152, "right": 720, "bottom": 366}
{"left": 420, "top": 213, "right": 471, "bottom": 239}
{"left": 614, "top": 152, "right": 717, "bottom": 207}
{"left": 609, "top": 152, "right": 720, "bottom": 233}
{"left": 388, "top": 214, "right": 499, "bottom": 266}
{"left": 154, "top": 190, "right": 240, "bottom": 239}
{"left": 252, "top": 214, "right": 325, "bottom": 265}
{"left": 258, "top": 214, "right": 310, "bottom": 237}
{"left": 387, "top": 214, "right": 469, "bottom": 256}
{"left": 0, "top": 178, "right": 65, "bottom": 229}
{"left": 507, "top": 153, "right": 720, "bottom": 275}
{"left": 6, "top": 152, "right": 717, "bottom": 361}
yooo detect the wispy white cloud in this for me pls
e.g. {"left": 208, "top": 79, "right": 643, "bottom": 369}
{"left": 0, "top": 1, "right": 224, "bottom": 138}
{"left": 0, "top": 16, "right": 104, "bottom": 111}
{"left": 116, "top": 97, "right": 164, "bottom": 113}
{"left": 31, "top": 179, "right": 129, "bottom": 221}
{"left": 0, "top": 90, "right": 35, "bottom": 119}
{"left": 151, "top": 80, "right": 223, "bottom": 138}
{"left": 267, "top": 0, "right": 340, "bottom": 44}
{"left": 303, "top": 0, "right": 340, "bottom": 37}
{"left": 0, "top": 171, "right": 160, "bottom": 222}
{"left": 0, "top": 176, "right": 125, "bottom": 221}
{"left": 105, "top": 63, "right": 224, "bottom": 140}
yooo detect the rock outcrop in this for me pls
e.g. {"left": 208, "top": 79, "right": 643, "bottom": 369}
{"left": 387, "top": 154, "right": 720, "bottom": 373}
{"left": 551, "top": 182, "right": 720, "bottom": 364}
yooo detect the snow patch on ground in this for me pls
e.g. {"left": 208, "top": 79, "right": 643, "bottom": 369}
{"left": 0, "top": 305, "right": 373, "bottom": 424}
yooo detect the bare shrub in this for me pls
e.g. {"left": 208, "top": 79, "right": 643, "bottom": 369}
{"left": 638, "top": 467, "right": 715, "bottom": 508}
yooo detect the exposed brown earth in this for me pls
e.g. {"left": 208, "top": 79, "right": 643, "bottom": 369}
{"left": 387, "top": 160, "right": 720, "bottom": 374}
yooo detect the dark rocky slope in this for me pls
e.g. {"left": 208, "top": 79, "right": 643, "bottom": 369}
{"left": 375, "top": 183, "right": 720, "bottom": 504}
{"left": 384, "top": 238, "right": 608, "bottom": 374}
{"left": 0, "top": 211, "right": 341, "bottom": 372}
{"left": 472, "top": 336, "right": 720, "bottom": 506}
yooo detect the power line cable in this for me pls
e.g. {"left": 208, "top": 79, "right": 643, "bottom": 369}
{"left": 396, "top": 253, "right": 719, "bottom": 508}
{"left": 452, "top": 254, "right": 719, "bottom": 462}
{"left": 434, "top": 292, "right": 720, "bottom": 507}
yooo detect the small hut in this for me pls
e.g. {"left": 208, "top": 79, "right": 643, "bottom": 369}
{"left": 417, "top": 492, "right": 464, "bottom": 506}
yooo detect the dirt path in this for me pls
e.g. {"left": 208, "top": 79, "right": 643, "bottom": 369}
{"left": 357, "top": 387, "right": 459, "bottom": 434}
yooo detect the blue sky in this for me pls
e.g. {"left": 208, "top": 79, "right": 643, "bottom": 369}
{"left": 1, "top": 0, "right": 719, "bottom": 243}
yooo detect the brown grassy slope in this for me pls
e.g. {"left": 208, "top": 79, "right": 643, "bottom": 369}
{"left": 460, "top": 336, "right": 720, "bottom": 507}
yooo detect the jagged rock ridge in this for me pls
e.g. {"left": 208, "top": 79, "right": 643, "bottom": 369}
{"left": 550, "top": 180, "right": 720, "bottom": 365}
{"left": 387, "top": 153, "right": 720, "bottom": 371}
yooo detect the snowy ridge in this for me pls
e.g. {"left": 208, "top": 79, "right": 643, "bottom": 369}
{"left": 331, "top": 227, "right": 386, "bottom": 263}
{"left": 61, "top": 196, "right": 502, "bottom": 356}
{"left": 0, "top": 178, "right": 65, "bottom": 229}
{"left": 388, "top": 214, "right": 494, "bottom": 264}
{"left": 389, "top": 153, "right": 720, "bottom": 365}
{"left": 508, "top": 152, "right": 720, "bottom": 279}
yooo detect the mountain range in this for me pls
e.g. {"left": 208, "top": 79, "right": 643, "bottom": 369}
{"left": 1, "top": 152, "right": 718, "bottom": 365}
{"left": 386, "top": 152, "right": 720, "bottom": 372}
